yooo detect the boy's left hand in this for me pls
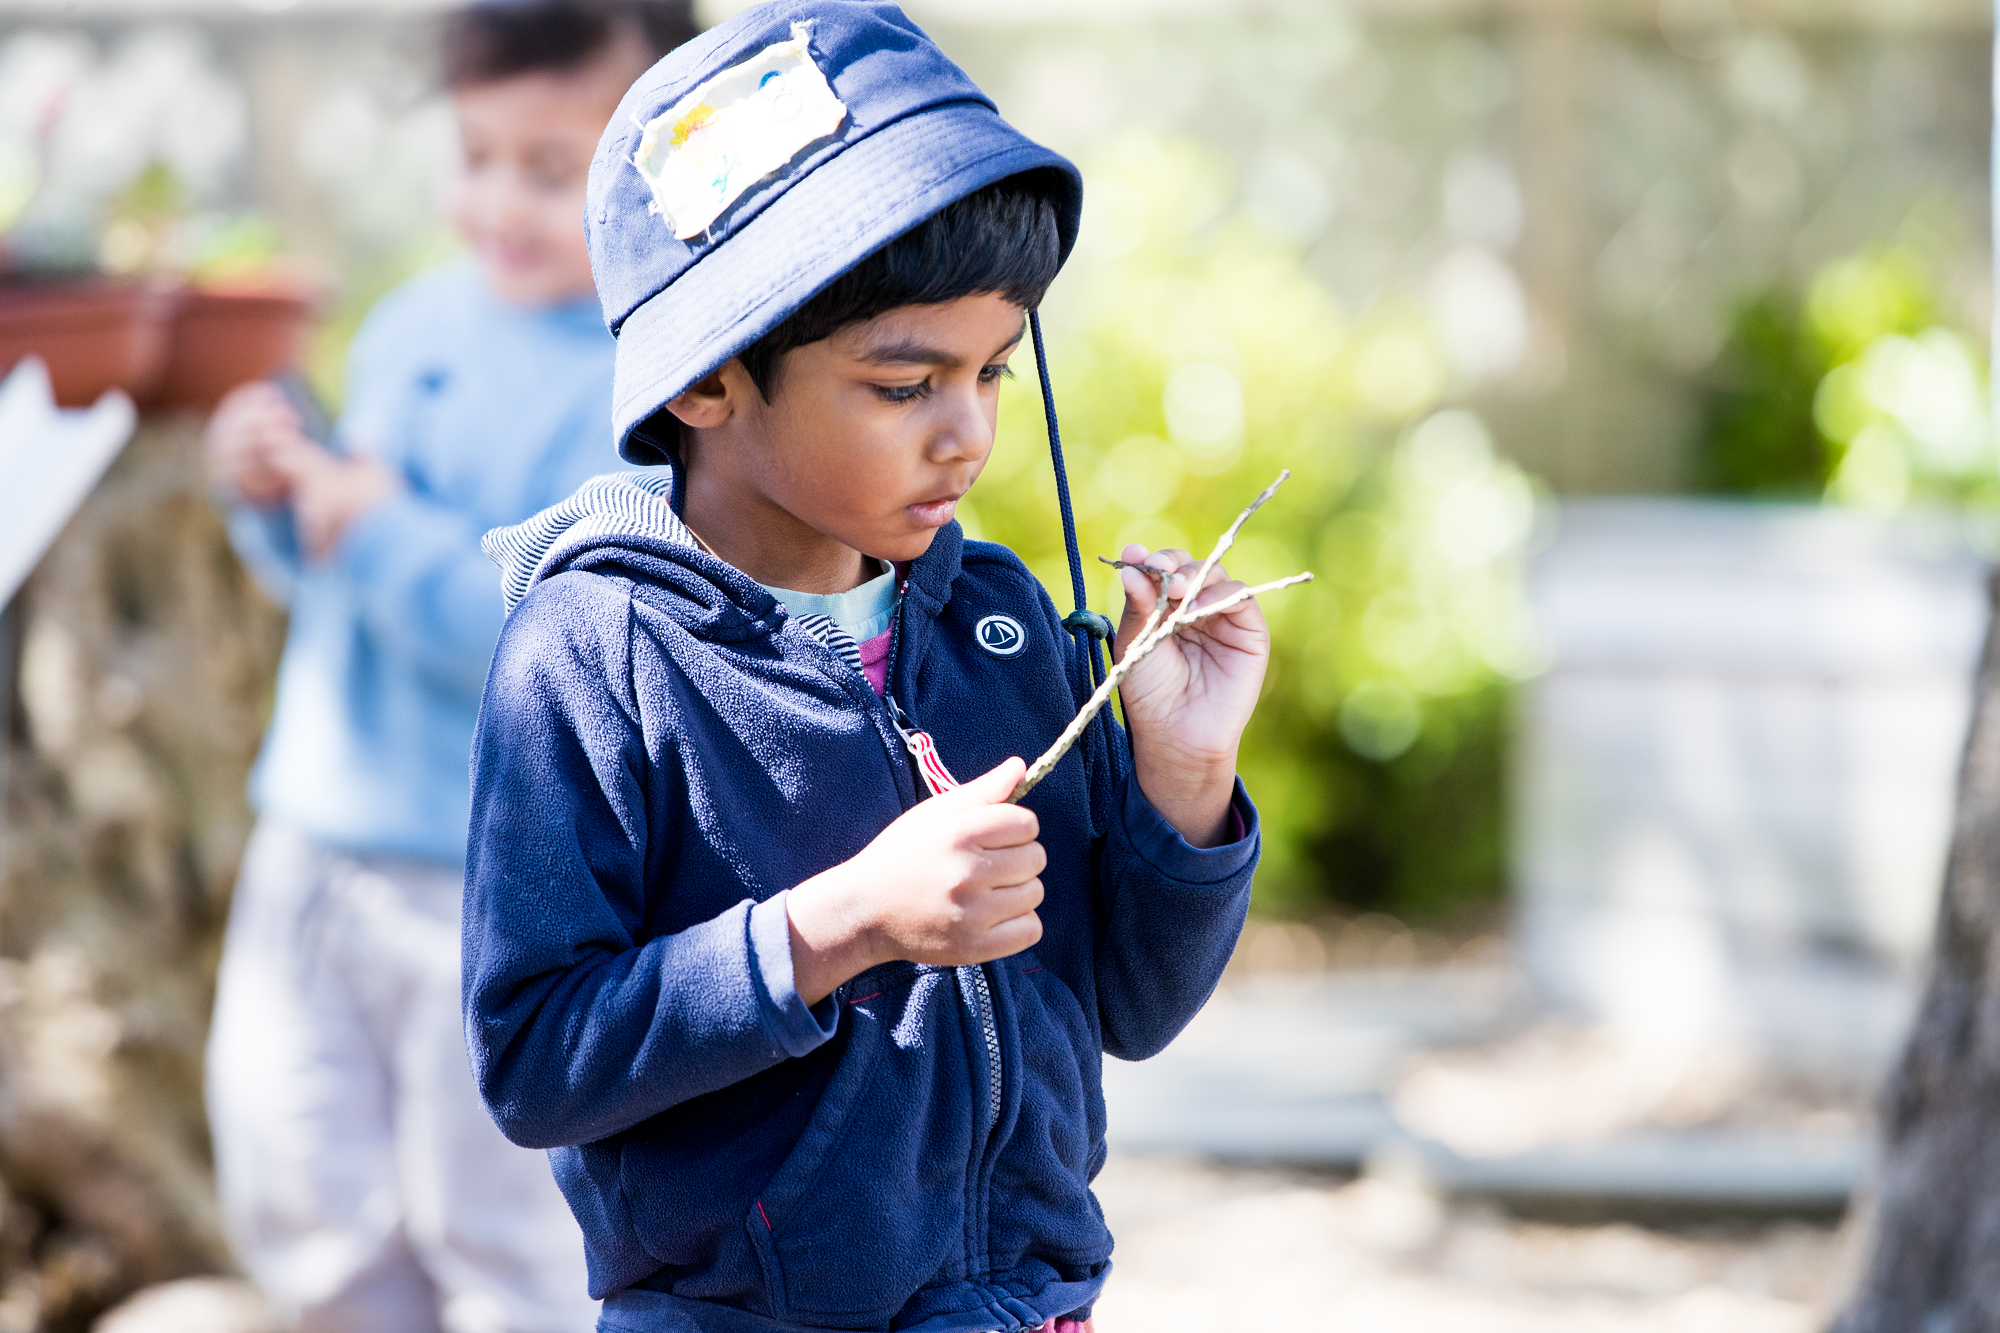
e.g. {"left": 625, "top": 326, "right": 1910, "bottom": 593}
{"left": 1112, "top": 544, "right": 1269, "bottom": 848}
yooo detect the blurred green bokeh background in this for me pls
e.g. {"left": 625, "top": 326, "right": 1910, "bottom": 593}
{"left": 975, "top": 135, "right": 1538, "bottom": 921}
{"left": 5, "top": 1, "right": 1989, "bottom": 928}
{"left": 1701, "top": 236, "right": 1997, "bottom": 510}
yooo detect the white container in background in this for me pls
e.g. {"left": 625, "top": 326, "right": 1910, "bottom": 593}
{"left": 1515, "top": 499, "right": 1990, "bottom": 1066}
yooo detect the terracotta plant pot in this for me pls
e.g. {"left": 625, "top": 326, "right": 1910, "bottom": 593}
{"left": 0, "top": 279, "right": 176, "bottom": 408}
{"left": 153, "top": 281, "right": 317, "bottom": 411}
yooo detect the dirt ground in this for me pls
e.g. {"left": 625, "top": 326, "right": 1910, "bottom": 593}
{"left": 1089, "top": 1155, "right": 1846, "bottom": 1333}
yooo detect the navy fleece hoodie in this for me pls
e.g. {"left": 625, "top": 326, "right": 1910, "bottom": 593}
{"left": 464, "top": 472, "right": 1258, "bottom": 1333}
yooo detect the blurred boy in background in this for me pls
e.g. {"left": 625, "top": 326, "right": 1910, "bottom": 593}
{"left": 201, "top": 3, "right": 696, "bottom": 1328}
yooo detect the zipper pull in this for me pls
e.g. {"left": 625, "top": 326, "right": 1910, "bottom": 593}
{"left": 886, "top": 695, "right": 961, "bottom": 796}
{"left": 903, "top": 728, "right": 961, "bottom": 797}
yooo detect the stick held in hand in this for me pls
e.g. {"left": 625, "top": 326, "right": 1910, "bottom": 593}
{"left": 1010, "top": 471, "right": 1313, "bottom": 803}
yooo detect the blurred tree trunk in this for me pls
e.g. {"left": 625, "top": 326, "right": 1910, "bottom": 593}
{"left": 0, "top": 417, "right": 285, "bottom": 1333}
{"left": 1835, "top": 570, "right": 2000, "bottom": 1332}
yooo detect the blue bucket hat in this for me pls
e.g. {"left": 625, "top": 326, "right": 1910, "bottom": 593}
{"left": 587, "top": 0, "right": 1113, "bottom": 691}
{"left": 586, "top": 0, "right": 1084, "bottom": 468}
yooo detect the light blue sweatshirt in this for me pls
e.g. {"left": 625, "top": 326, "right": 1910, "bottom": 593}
{"left": 228, "top": 260, "right": 619, "bottom": 864}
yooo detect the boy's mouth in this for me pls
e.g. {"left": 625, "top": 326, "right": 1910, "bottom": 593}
{"left": 907, "top": 496, "right": 960, "bottom": 527}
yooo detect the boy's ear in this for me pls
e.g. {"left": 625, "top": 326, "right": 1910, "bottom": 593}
{"left": 665, "top": 365, "right": 738, "bottom": 429}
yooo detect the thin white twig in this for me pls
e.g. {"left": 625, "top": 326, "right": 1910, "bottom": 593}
{"left": 1178, "top": 572, "right": 1315, "bottom": 623}
{"left": 1010, "top": 472, "right": 1309, "bottom": 802}
{"left": 1182, "top": 468, "right": 1288, "bottom": 610}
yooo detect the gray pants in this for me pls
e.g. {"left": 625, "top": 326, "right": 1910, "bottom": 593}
{"left": 205, "top": 820, "right": 596, "bottom": 1333}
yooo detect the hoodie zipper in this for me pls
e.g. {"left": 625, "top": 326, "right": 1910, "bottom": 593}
{"left": 878, "top": 592, "right": 1005, "bottom": 1147}
{"left": 785, "top": 572, "right": 1005, "bottom": 1280}
{"left": 956, "top": 965, "right": 1003, "bottom": 1139}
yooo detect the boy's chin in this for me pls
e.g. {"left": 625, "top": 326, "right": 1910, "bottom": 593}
{"left": 867, "top": 525, "right": 945, "bottom": 564}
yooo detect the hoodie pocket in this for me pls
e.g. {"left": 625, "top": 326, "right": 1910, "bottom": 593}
{"left": 746, "top": 965, "right": 978, "bottom": 1325}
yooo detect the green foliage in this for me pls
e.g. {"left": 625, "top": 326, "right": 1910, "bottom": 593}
{"left": 185, "top": 211, "right": 286, "bottom": 282}
{"left": 971, "top": 136, "right": 1537, "bottom": 920}
{"left": 1696, "top": 291, "right": 1828, "bottom": 497}
{"left": 1699, "top": 245, "right": 1995, "bottom": 509}
{"left": 96, "top": 159, "right": 186, "bottom": 274}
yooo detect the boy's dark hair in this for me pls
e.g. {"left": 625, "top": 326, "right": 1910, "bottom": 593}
{"left": 443, "top": 0, "right": 698, "bottom": 88}
{"left": 737, "top": 172, "right": 1067, "bottom": 400}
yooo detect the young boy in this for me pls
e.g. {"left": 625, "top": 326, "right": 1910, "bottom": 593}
{"left": 465, "top": 4, "right": 1264, "bottom": 1330}
{"left": 202, "top": 3, "right": 694, "bottom": 1329}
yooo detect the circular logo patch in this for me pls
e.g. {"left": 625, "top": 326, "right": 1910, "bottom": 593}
{"left": 975, "top": 614, "right": 1027, "bottom": 658}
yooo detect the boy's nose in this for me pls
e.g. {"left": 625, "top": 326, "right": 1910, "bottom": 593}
{"left": 929, "top": 389, "right": 995, "bottom": 463}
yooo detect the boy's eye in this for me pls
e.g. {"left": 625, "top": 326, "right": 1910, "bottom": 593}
{"left": 978, "top": 364, "right": 1015, "bottom": 385}
{"left": 875, "top": 381, "right": 931, "bottom": 404}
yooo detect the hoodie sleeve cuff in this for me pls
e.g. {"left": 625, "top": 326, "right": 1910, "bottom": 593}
{"left": 1120, "top": 776, "right": 1261, "bottom": 887}
{"left": 748, "top": 892, "right": 839, "bottom": 1059}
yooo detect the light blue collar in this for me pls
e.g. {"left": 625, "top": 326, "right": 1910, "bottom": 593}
{"left": 762, "top": 561, "right": 897, "bottom": 643}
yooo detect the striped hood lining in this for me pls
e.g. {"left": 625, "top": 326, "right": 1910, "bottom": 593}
{"left": 481, "top": 468, "right": 866, "bottom": 674}
{"left": 790, "top": 612, "right": 865, "bottom": 674}
{"left": 483, "top": 469, "right": 691, "bottom": 614}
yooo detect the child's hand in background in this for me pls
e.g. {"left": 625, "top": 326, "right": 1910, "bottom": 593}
{"left": 786, "top": 758, "right": 1044, "bottom": 1004}
{"left": 205, "top": 381, "right": 310, "bottom": 507}
{"left": 1112, "top": 544, "right": 1269, "bottom": 848}
{"left": 204, "top": 381, "right": 404, "bottom": 561}
{"left": 284, "top": 446, "right": 402, "bottom": 562}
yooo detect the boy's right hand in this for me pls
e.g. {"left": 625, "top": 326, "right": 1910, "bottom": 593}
{"left": 206, "top": 381, "right": 310, "bottom": 507}
{"left": 786, "top": 757, "right": 1045, "bottom": 1006}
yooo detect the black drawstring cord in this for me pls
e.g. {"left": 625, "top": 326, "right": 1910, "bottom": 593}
{"left": 1029, "top": 310, "right": 1110, "bottom": 689}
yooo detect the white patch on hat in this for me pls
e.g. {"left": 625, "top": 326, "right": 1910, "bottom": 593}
{"left": 630, "top": 23, "right": 847, "bottom": 240}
